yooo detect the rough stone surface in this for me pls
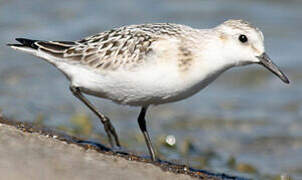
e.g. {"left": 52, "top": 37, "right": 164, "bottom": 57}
{"left": 0, "top": 123, "right": 195, "bottom": 180}
{"left": 0, "top": 117, "right": 248, "bottom": 180}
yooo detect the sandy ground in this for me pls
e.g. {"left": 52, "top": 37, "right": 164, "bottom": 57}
{"left": 0, "top": 117, "right": 247, "bottom": 180}
{"left": 0, "top": 123, "right": 197, "bottom": 180}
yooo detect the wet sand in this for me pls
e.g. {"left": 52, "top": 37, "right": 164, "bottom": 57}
{"left": 0, "top": 116, "right": 247, "bottom": 180}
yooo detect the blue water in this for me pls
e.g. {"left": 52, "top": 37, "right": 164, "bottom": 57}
{"left": 0, "top": 0, "right": 302, "bottom": 179}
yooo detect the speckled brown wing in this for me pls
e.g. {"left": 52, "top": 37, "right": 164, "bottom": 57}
{"left": 26, "top": 23, "right": 192, "bottom": 70}
{"left": 74, "top": 28, "right": 158, "bottom": 70}
{"left": 32, "top": 28, "right": 159, "bottom": 71}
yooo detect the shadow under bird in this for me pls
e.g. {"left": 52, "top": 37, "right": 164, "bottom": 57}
{"left": 7, "top": 19, "right": 289, "bottom": 161}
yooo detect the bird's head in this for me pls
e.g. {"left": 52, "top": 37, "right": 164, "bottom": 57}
{"left": 215, "top": 19, "right": 289, "bottom": 84}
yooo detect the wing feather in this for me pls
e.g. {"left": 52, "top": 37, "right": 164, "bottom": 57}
{"left": 8, "top": 23, "right": 191, "bottom": 70}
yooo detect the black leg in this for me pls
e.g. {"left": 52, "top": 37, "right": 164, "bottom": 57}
{"left": 138, "top": 106, "right": 156, "bottom": 161}
{"left": 69, "top": 86, "right": 120, "bottom": 148}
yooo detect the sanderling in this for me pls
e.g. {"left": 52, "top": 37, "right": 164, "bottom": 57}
{"left": 7, "top": 19, "right": 289, "bottom": 161}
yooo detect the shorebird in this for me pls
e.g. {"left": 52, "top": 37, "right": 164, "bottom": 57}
{"left": 7, "top": 19, "right": 289, "bottom": 161}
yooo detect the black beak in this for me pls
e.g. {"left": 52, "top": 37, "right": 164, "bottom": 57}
{"left": 257, "top": 53, "right": 290, "bottom": 84}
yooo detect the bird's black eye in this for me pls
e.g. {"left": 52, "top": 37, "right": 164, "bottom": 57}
{"left": 239, "top": 34, "right": 248, "bottom": 43}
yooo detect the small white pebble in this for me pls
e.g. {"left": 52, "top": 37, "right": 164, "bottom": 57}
{"left": 165, "top": 135, "right": 176, "bottom": 146}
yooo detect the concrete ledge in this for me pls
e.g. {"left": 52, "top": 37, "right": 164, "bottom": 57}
{"left": 0, "top": 117, "right": 247, "bottom": 180}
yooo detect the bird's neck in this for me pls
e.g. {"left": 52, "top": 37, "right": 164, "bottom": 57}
{"left": 185, "top": 37, "right": 235, "bottom": 90}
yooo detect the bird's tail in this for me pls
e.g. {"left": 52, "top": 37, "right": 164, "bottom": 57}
{"left": 7, "top": 38, "right": 77, "bottom": 61}
{"left": 7, "top": 38, "right": 40, "bottom": 55}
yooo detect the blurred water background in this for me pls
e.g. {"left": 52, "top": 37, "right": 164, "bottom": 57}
{"left": 0, "top": 0, "right": 302, "bottom": 179}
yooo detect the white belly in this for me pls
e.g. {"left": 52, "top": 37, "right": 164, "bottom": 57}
{"left": 56, "top": 61, "right": 220, "bottom": 106}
